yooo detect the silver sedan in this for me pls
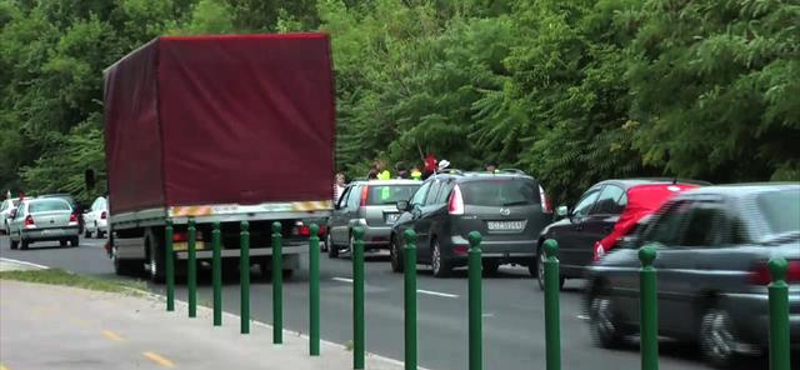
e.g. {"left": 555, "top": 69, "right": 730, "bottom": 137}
{"left": 8, "top": 198, "right": 80, "bottom": 250}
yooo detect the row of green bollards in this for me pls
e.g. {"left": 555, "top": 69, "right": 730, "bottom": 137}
{"left": 164, "top": 222, "right": 792, "bottom": 370}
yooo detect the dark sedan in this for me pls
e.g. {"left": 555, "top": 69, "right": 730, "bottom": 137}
{"left": 584, "top": 183, "right": 800, "bottom": 368}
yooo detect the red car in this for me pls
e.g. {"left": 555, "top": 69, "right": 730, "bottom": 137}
{"left": 536, "top": 178, "right": 709, "bottom": 290}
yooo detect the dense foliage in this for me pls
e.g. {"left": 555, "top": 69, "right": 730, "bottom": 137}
{"left": 1, "top": 0, "right": 797, "bottom": 205}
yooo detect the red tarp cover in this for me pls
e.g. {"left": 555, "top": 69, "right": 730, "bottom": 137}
{"left": 104, "top": 34, "right": 336, "bottom": 214}
{"left": 593, "top": 183, "right": 699, "bottom": 260}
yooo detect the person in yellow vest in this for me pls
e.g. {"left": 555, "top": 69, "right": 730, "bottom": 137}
{"left": 410, "top": 166, "right": 422, "bottom": 181}
{"left": 375, "top": 160, "right": 391, "bottom": 180}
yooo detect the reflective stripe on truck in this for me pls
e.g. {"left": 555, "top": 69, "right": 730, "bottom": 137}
{"left": 169, "top": 201, "right": 333, "bottom": 217}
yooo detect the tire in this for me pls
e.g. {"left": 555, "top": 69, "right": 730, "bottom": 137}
{"left": 70, "top": 237, "right": 80, "bottom": 247}
{"left": 328, "top": 234, "right": 340, "bottom": 258}
{"left": 390, "top": 233, "right": 404, "bottom": 273}
{"left": 482, "top": 260, "right": 500, "bottom": 276}
{"left": 536, "top": 251, "right": 565, "bottom": 291}
{"left": 112, "top": 245, "right": 140, "bottom": 276}
{"left": 588, "top": 285, "right": 627, "bottom": 348}
{"left": 431, "top": 238, "right": 451, "bottom": 278}
{"left": 146, "top": 229, "right": 165, "bottom": 283}
{"left": 699, "top": 307, "right": 741, "bottom": 368}
{"left": 59, "top": 239, "right": 68, "bottom": 247}
{"left": 20, "top": 239, "right": 30, "bottom": 250}
{"left": 10, "top": 239, "right": 18, "bottom": 250}
{"left": 84, "top": 228, "right": 92, "bottom": 238}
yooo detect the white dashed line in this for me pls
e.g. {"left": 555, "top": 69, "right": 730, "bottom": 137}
{"left": 332, "top": 277, "right": 353, "bottom": 283}
{"left": 417, "top": 289, "right": 459, "bottom": 298}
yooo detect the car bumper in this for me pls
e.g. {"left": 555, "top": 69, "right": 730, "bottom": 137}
{"left": 361, "top": 225, "right": 392, "bottom": 249}
{"left": 21, "top": 227, "right": 80, "bottom": 241}
{"left": 445, "top": 235, "right": 536, "bottom": 265}
{"left": 723, "top": 291, "right": 800, "bottom": 349}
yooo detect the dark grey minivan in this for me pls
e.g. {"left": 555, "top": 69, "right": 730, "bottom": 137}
{"left": 390, "top": 170, "right": 553, "bottom": 277}
{"left": 585, "top": 183, "right": 800, "bottom": 368}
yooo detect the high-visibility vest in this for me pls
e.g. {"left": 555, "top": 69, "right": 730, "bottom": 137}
{"left": 410, "top": 170, "right": 422, "bottom": 181}
{"left": 377, "top": 170, "right": 391, "bottom": 180}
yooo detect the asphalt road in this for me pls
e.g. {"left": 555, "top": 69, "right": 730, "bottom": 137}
{"left": 0, "top": 237, "right": 751, "bottom": 370}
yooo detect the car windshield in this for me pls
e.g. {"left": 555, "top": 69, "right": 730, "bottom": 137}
{"left": 29, "top": 200, "right": 72, "bottom": 213}
{"left": 461, "top": 178, "right": 538, "bottom": 207}
{"left": 367, "top": 184, "right": 420, "bottom": 205}
{"left": 756, "top": 189, "right": 800, "bottom": 235}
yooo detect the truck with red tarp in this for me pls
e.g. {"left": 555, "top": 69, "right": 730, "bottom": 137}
{"left": 100, "top": 33, "right": 335, "bottom": 281}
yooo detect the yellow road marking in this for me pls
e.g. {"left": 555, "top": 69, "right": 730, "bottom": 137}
{"left": 101, "top": 330, "right": 123, "bottom": 341}
{"left": 143, "top": 352, "right": 174, "bottom": 368}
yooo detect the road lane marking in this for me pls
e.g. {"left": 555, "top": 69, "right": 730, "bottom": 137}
{"left": 332, "top": 277, "right": 353, "bottom": 283}
{"left": 417, "top": 289, "right": 459, "bottom": 298}
{"left": 0, "top": 257, "right": 49, "bottom": 269}
{"left": 143, "top": 352, "right": 174, "bottom": 368}
{"left": 101, "top": 330, "right": 123, "bottom": 341}
{"left": 576, "top": 314, "right": 589, "bottom": 321}
{"left": 482, "top": 313, "right": 495, "bottom": 318}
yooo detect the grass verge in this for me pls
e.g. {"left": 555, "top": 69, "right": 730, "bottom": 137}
{"left": 0, "top": 268, "right": 146, "bottom": 294}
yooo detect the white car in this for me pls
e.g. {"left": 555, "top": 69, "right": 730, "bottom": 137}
{"left": 1, "top": 197, "right": 20, "bottom": 235}
{"left": 82, "top": 196, "right": 108, "bottom": 238}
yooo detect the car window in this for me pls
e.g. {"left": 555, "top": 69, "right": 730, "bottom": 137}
{"left": 643, "top": 200, "right": 692, "bottom": 246}
{"left": 92, "top": 197, "right": 107, "bottom": 211}
{"left": 410, "top": 182, "right": 432, "bottom": 207}
{"left": 367, "top": 185, "right": 419, "bottom": 205}
{"left": 424, "top": 181, "right": 443, "bottom": 206}
{"left": 436, "top": 181, "right": 455, "bottom": 204}
{"left": 591, "top": 185, "right": 626, "bottom": 215}
{"left": 681, "top": 201, "right": 728, "bottom": 247}
{"left": 460, "top": 178, "right": 538, "bottom": 207}
{"left": 30, "top": 200, "right": 72, "bottom": 213}
{"left": 346, "top": 185, "right": 362, "bottom": 209}
{"left": 572, "top": 187, "right": 602, "bottom": 218}
{"left": 756, "top": 188, "right": 800, "bottom": 235}
{"left": 337, "top": 187, "right": 351, "bottom": 209}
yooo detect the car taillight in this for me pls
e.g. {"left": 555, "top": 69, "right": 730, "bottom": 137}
{"left": 539, "top": 185, "right": 553, "bottom": 214}
{"left": 24, "top": 215, "right": 35, "bottom": 227}
{"left": 360, "top": 185, "right": 369, "bottom": 207}
{"left": 69, "top": 214, "right": 78, "bottom": 223}
{"left": 100, "top": 211, "right": 107, "bottom": 220}
{"left": 448, "top": 185, "right": 465, "bottom": 215}
{"left": 453, "top": 245, "right": 468, "bottom": 255}
{"left": 291, "top": 221, "right": 326, "bottom": 237}
{"left": 749, "top": 260, "right": 800, "bottom": 285}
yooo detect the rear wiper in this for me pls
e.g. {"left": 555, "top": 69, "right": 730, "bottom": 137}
{"left": 502, "top": 201, "right": 531, "bottom": 207}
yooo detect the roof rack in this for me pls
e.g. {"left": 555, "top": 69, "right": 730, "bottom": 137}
{"left": 496, "top": 168, "right": 526, "bottom": 175}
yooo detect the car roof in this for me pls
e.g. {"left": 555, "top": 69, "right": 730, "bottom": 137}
{"left": 678, "top": 182, "right": 799, "bottom": 198}
{"left": 426, "top": 169, "right": 537, "bottom": 183}
{"left": 350, "top": 179, "right": 422, "bottom": 186}
{"left": 594, "top": 178, "right": 712, "bottom": 189}
{"left": 24, "top": 197, "right": 72, "bottom": 206}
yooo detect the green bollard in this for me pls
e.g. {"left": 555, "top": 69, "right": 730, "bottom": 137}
{"left": 403, "top": 229, "right": 418, "bottom": 370}
{"left": 639, "top": 245, "right": 659, "bottom": 370}
{"left": 212, "top": 222, "right": 222, "bottom": 326}
{"left": 309, "top": 223, "right": 321, "bottom": 356}
{"left": 353, "top": 226, "right": 365, "bottom": 369}
{"left": 188, "top": 218, "right": 197, "bottom": 318}
{"left": 240, "top": 220, "right": 250, "bottom": 334}
{"left": 165, "top": 220, "right": 175, "bottom": 312}
{"left": 768, "top": 258, "right": 790, "bottom": 370}
{"left": 272, "top": 221, "right": 283, "bottom": 344}
{"left": 542, "top": 239, "right": 561, "bottom": 370}
{"left": 468, "top": 231, "right": 483, "bottom": 370}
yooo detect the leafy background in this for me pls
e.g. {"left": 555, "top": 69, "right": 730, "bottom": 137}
{"left": 1, "top": 0, "right": 797, "bottom": 205}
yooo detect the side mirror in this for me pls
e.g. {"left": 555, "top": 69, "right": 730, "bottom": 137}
{"left": 556, "top": 205, "right": 569, "bottom": 218}
{"left": 396, "top": 200, "right": 409, "bottom": 212}
{"left": 85, "top": 169, "right": 96, "bottom": 191}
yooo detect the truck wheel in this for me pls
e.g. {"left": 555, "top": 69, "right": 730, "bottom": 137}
{"left": 112, "top": 246, "right": 140, "bottom": 276}
{"left": 146, "top": 229, "right": 165, "bottom": 283}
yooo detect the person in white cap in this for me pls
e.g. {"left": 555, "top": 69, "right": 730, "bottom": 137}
{"left": 437, "top": 159, "right": 451, "bottom": 172}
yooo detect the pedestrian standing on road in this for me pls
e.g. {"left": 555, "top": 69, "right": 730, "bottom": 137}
{"left": 333, "top": 172, "right": 346, "bottom": 203}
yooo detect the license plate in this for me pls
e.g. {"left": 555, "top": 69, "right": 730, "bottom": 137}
{"left": 487, "top": 221, "right": 525, "bottom": 231}
{"left": 173, "top": 241, "right": 205, "bottom": 252}
{"left": 385, "top": 214, "right": 399, "bottom": 224}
